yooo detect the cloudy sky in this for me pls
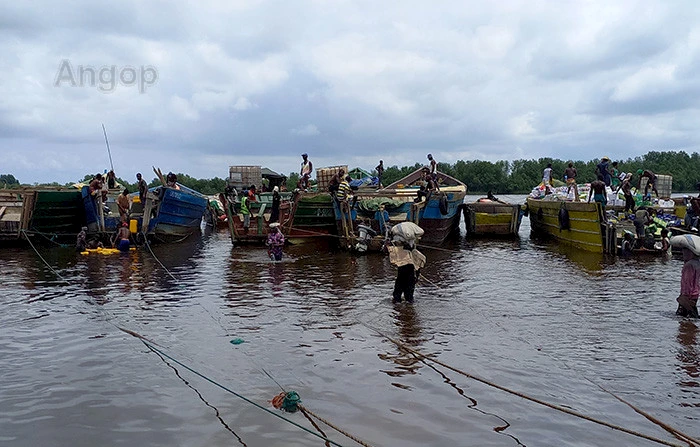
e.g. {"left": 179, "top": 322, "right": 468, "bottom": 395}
{"left": 2, "top": 0, "right": 700, "bottom": 184}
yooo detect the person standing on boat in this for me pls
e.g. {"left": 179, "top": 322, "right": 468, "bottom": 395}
{"left": 637, "top": 169, "right": 659, "bottom": 199}
{"left": 266, "top": 222, "right": 285, "bottom": 261}
{"left": 270, "top": 186, "right": 281, "bottom": 223}
{"left": 337, "top": 175, "right": 352, "bottom": 202}
{"left": 240, "top": 192, "right": 251, "bottom": 234}
{"left": 595, "top": 157, "right": 612, "bottom": 187}
{"left": 621, "top": 173, "right": 636, "bottom": 213}
{"left": 564, "top": 162, "right": 579, "bottom": 201}
{"left": 89, "top": 174, "right": 104, "bottom": 196}
{"left": 300, "top": 153, "right": 313, "bottom": 190}
{"left": 427, "top": 154, "right": 438, "bottom": 182}
{"left": 588, "top": 175, "right": 607, "bottom": 221}
{"left": 542, "top": 163, "right": 554, "bottom": 194}
{"left": 610, "top": 161, "right": 621, "bottom": 192}
{"left": 117, "top": 188, "right": 130, "bottom": 222}
{"left": 136, "top": 173, "right": 148, "bottom": 204}
{"left": 376, "top": 160, "right": 384, "bottom": 188}
{"left": 106, "top": 170, "right": 117, "bottom": 189}
{"left": 328, "top": 169, "right": 345, "bottom": 195}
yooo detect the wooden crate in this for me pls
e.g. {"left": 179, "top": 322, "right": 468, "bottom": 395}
{"left": 316, "top": 165, "right": 348, "bottom": 191}
{"left": 228, "top": 166, "right": 263, "bottom": 190}
{"left": 640, "top": 174, "right": 672, "bottom": 199}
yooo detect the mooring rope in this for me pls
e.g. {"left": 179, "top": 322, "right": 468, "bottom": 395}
{"left": 21, "top": 229, "right": 70, "bottom": 285}
{"left": 362, "top": 322, "right": 691, "bottom": 447}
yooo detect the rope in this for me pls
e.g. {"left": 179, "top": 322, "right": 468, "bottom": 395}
{"left": 21, "top": 229, "right": 70, "bottom": 285}
{"left": 362, "top": 322, "right": 689, "bottom": 447}
{"left": 121, "top": 331, "right": 347, "bottom": 447}
{"left": 298, "top": 405, "right": 375, "bottom": 447}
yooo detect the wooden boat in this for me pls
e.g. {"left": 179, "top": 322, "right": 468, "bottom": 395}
{"left": 287, "top": 192, "right": 337, "bottom": 242}
{"left": 333, "top": 168, "right": 467, "bottom": 251}
{"left": 463, "top": 197, "right": 522, "bottom": 236}
{"left": 7, "top": 187, "right": 85, "bottom": 244}
{"left": 84, "top": 183, "right": 208, "bottom": 243}
{"left": 527, "top": 198, "right": 617, "bottom": 254}
{"left": 220, "top": 191, "right": 294, "bottom": 244}
{"left": 0, "top": 190, "right": 25, "bottom": 241}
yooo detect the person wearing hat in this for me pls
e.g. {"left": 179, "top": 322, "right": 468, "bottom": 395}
{"left": 595, "top": 157, "right": 612, "bottom": 187}
{"left": 266, "top": 222, "right": 285, "bottom": 261}
{"left": 637, "top": 169, "right": 659, "bottom": 198}
{"left": 671, "top": 235, "right": 700, "bottom": 318}
{"left": 300, "top": 153, "right": 313, "bottom": 190}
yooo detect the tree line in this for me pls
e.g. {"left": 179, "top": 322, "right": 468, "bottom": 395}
{"left": 3, "top": 150, "right": 700, "bottom": 194}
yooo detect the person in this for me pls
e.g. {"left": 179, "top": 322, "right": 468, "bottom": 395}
{"left": 595, "top": 156, "right": 612, "bottom": 187}
{"left": 328, "top": 169, "right": 345, "bottom": 194}
{"left": 620, "top": 173, "right": 635, "bottom": 213}
{"left": 106, "top": 170, "right": 116, "bottom": 189}
{"left": 637, "top": 169, "right": 659, "bottom": 198}
{"left": 661, "top": 228, "right": 671, "bottom": 255}
{"left": 620, "top": 231, "right": 635, "bottom": 256}
{"left": 89, "top": 174, "right": 104, "bottom": 196}
{"left": 270, "top": 186, "right": 281, "bottom": 223}
{"left": 136, "top": 173, "right": 148, "bottom": 204}
{"left": 166, "top": 172, "right": 181, "bottom": 189}
{"left": 112, "top": 221, "right": 131, "bottom": 252}
{"left": 76, "top": 226, "right": 87, "bottom": 252}
{"left": 588, "top": 175, "right": 607, "bottom": 219}
{"left": 415, "top": 168, "right": 437, "bottom": 202}
{"left": 542, "top": 163, "right": 553, "bottom": 194}
{"left": 671, "top": 235, "right": 700, "bottom": 318}
{"left": 248, "top": 185, "right": 257, "bottom": 202}
{"left": 240, "top": 192, "right": 251, "bottom": 234}
{"left": 388, "top": 222, "right": 426, "bottom": 304}
{"left": 634, "top": 207, "right": 651, "bottom": 246}
{"left": 376, "top": 160, "right": 384, "bottom": 188}
{"left": 564, "top": 162, "right": 579, "bottom": 201}
{"left": 116, "top": 188, "right": 130, "bottom": 222}
{"left": 266, "top": 222, "right": 285, "bottom": 261}
{"left": 427, "top": 154, "right": 437, "bottom": 182}
{"left": 300, "top": 153, "right": 313, "bottom": 190}
{"left": 336, "top": 175, "right": 352, "bottom": 202}
{"left": 610, "top": 161, "right": 621, "bottom": 192}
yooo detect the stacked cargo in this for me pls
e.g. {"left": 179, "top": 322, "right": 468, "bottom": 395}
{"left": 316, "top": 165, "right": 348, "bottom": 192}
{"left": 640, "top": 174, "right": 672, "bottom": 198}
{"left": 228, "top": 166, "right": 263, "bottom": 190}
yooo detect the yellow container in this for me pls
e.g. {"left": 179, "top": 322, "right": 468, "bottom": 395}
{"left": 129, "top": 219, "right": 138, "bottom": 234}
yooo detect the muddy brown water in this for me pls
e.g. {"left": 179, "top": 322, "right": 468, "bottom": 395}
{"left": 1, "top": 195, "right": 698, "bottom": 446}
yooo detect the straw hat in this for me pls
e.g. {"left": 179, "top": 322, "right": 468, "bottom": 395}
{"left": 601, "top": 156, "right": 610, "bottom": 161}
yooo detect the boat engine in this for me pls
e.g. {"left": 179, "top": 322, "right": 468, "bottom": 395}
{"left": 355, "top": 224, "right": 377, "bottom": 252}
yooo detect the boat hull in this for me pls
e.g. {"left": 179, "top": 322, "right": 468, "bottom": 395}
{"left": 527, "top": 198, "right": 616, "bottom": 254}
{"left": 464, "top": 202, "right": 522, "bottom": 236}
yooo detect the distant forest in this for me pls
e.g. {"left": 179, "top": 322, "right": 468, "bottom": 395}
{"left": 3, "top": 151, "right": 700, "bottom": 195}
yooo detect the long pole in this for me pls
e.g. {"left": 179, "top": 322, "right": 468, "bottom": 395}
{"left": 101, "top": 123, "right": 114, "bottom": 172}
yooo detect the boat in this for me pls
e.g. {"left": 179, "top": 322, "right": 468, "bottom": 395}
{"left": 527, "top": 198, "right": 617, "bottom": 254}
{"left": 220, "top": 190, "right": 294, "bottom": 244}
{"left": 0, "top": 190, "right": 25, "bottom": 241}
{"left": 463, "top": 196, "right": 523, "bottom": 236}
{"left": 287, "top": 192, "right": 337, "bottom": 242}
{"left": 332, "top": 168, "right": 467, "bottom": 251}
{"left": 10, "top": 187, "right": 85, "bottom": 244}
{"left": 83, "top": 182, "right": 208, "bottom": 243}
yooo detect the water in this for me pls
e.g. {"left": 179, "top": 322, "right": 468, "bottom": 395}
{"left": 1, "top": 194, "right": 698, "bottom": 447}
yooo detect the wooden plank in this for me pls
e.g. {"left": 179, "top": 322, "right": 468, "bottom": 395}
{"left": 0, "top": 206, "right": 5, "bottom": 219}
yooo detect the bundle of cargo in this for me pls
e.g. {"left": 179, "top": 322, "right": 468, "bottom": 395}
{"left": 640, "top": 174, "right": 672, "bottom": 199}
{"left": 316, "top": 165, "right": 348, "bottom": 192}
{"left": 228, "top": 166, "right": 263, "bottom": 190}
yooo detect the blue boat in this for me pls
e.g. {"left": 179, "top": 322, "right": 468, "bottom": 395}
{"left": 83, "top": 183, "right": 208, "bottom": 243}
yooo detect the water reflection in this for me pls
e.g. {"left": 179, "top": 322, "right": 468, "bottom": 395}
{"left": 677, "top": 320, "right": 699, "bottom": 391}
{"left": 378, "top": 305, "right": 424, "bottom": 378}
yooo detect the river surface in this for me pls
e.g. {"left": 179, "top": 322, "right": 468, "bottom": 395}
{"left": 1, "top": 194, "right": 698, "bottom": 447}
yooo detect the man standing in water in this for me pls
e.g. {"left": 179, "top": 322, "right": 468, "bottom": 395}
{"left": 112, "top": 222, "right": 131, "bottom": 252}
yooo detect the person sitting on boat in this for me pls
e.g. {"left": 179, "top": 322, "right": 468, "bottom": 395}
{"left": 248, "top": 185, "right": 258, "bottom": 202}
{"left": 76, "top": 227, "right": 88, "bottom": 252}
{"left": 106, "top": 170, "right": 117, "bottom": 189}
{"left": 637, "top": 169, "right": 659, "bottom": 198}
{"left": 89, "top": 174, "right": 104, "bottom": 196}
{"left": 117, "top": 188, "right": 130, "bottom": 222}
{"left": 587, "top": 175, "right": 607, "bottom": 221}
{"left": 328, "top": 169, "right": 345, "bottom": 195}
{"left": 634, "top": 207, "right": 652, "bottom": 247}
{"left": 112, "top": 221, "right": 131, "bottom": 252}
{"left": 266, "top": 222, "right": 285, "bottom": 261}
{"left": 415, "top": 168, "right": 438, "bottom": 202}
{"left": 564, "top": 162, "right": 579, "bottom": 201}
{"left": 300, "top": 153, "right": 313, "bottom": 190}
{"left": 620, "top": 231, "right": 635, "bottom": 256}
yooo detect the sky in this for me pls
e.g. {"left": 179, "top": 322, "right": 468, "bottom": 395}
{"left": 2, "top": 0, "right": 700, "bottom": 184}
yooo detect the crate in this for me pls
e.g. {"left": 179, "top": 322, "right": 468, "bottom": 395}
{"left": 640, "top": 174, "right": 672, "bottom": 199}
{"left": 316, "top": 165, "right": 348, "bottom": 192}
{"left": 228, "top": 166, "right": 263, "bottom": 190}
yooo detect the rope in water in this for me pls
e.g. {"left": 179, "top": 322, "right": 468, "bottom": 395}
{"left": 120, "top": 330, "right": 348, "bottom": 447}
{"left": 362, "top": 322, "right": 691, "bottom": 447}
{"left": 21, "top": 229, "right": 71, "bottom": 284}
